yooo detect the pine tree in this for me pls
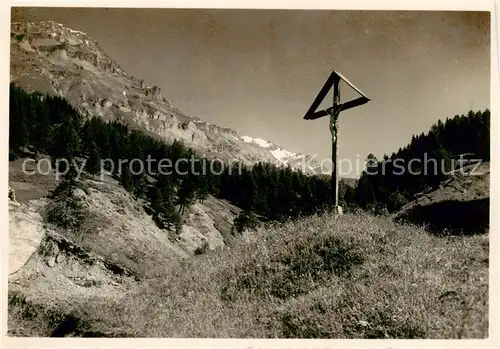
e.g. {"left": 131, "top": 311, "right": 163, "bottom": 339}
{"left": 163, "top": 198, "right": 182, "bottom": 233}
{"left": 148, "top": 180, "right": 181, "bottom": 232}
{"left": 265, "top": 165, "right": 280, "bottom": 218}
{"left": 177, "top": 176, "right": 196, "bottom": 215}
{"left": 237, "top": 167, "right": 256, "bottom": 211}
{"left": 355, "top": 173, "right": 376, "bottom": 209}
{"left": 86, "top": 141, "right": 101, "bottom": 176}
{"left": 251, "top": 163, "right": 269, "bottom": 216}
{"left": 33, "top": 96, "right": 51, "bottom": 153}
{"left": 277, "top": 167, "right": 294, "bottom": 217}
{"left": 148, "top": 185, "right": 163, "bottom": 212}
{"left": 50, "top": 119, "right": 81, "bottom": 195}
{"left": 9, "top": 85, "right": 30, "bottom": 152}
{"left": 131, "top": 173, "right": 148, "bottom": 198}
{"left": 48, "top": 118, "right": 80, "bottom": 162}
{"left": 195, "top": 175, "right": 209, "bottom": 203}
{"left": 232, "top": 210, "right": 260, "bottom": 234}
{"left": 121, "top": 163, "right": 133, "bottom": 192}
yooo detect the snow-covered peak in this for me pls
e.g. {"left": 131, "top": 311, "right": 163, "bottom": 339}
{"left": 241, "top": 135, "right": 308, "bottom": 167}
{"left": 271, "top": 148, "right": 299, "bottom": 161}
{"left": 241, "top": 136, "right": 273, "bottom": 148}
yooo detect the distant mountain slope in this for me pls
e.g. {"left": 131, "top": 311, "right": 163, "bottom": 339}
{"left": 10, "top": 21, "right": 322, "bottom": 174}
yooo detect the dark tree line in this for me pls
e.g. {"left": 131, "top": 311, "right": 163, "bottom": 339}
{"left": 9, "top": 84, "right": 345, "bottom": 231}
{"left": 354, "top": 109, "right": 490, "bottom": 213}
{"left": 12, "top": 83, "right": 486, "bottom": 226}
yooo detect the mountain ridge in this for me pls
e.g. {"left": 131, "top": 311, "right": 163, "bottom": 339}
{"left": 10, "top": 20, "right": 323, "bottom": 174}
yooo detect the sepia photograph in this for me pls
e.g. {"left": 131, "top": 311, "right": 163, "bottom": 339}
{"left": 5, "top": 5, "right": 492, "bottom": 340}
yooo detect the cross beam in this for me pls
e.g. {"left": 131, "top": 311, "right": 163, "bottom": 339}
{"left": 304, "top": 71, "right": 370, "bottom": 212}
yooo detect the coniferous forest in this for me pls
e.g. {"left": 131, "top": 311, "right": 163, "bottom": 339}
{"left": 9, "top": 84, "right": 335, "bottom": 230}
{"left": 9, "top": 83, "right": 490, "bottom": 229}
{"left": 354, "top": 109, "right": 490, "bottom": 213}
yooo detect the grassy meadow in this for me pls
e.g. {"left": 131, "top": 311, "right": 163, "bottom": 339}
{"left": 59, "top": 211, "right": 489, "bottom": 338}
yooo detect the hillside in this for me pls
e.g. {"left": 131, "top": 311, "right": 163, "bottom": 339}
{"left": 8, "top": 156, "right": 252, "bottom": 274}
{"left": 394, "top": 161, "right": 490, "bottom": 235}
{"left": 8, "top": 206, "right": 488, "bottom": 338}
{"left": 8, "top": 157, "right": 257, "bottom": 336}
{"left": 10, "top": 21, "right": 322, "bottom": 174}
{"left": 354, "top": 110, "right": 490, "bottom": 213}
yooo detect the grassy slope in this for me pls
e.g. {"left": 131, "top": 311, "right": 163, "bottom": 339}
{"left": 67, "top": 211, "right": 488, "bottom": 338}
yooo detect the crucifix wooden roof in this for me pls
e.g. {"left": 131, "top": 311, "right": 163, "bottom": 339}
{"left": 304, "top": 70, "right": 370, "bottom": 120}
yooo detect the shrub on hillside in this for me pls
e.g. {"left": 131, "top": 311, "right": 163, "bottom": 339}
{"left": 232, "top": 210, "right": 260, "bottom": 234}
{"left": 43, "top": 180, "right": 88, "bottom": 233}
{"left": 194, "top": 241, "right": 210, "bottom": 255}
{"left": 44, "top": 195, "right": 86, "bottom": 232}
{"left": 12, "top": 33, "right": 25, "bottom": 42}
{"left": 154, "top": 211, "right": 182, "bottom": 234}
{"left": 9, "top": 149, "right": 19, "bottom": 161}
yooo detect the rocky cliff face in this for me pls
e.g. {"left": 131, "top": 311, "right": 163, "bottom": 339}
{"left": 10, "top": 21, "right": 322, "bottom": 173}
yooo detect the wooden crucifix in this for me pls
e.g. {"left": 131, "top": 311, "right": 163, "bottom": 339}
{"left": 304, "top": 71, "right": 370, "bottom": 212}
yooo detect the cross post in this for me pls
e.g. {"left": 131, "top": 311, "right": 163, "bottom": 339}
{"left": 330, "top": 79, "right": 341, "bottom": 209}
{"left": 303, "top": 71, "right": 370, "bottom": 213}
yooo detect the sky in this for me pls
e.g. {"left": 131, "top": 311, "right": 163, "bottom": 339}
{"left": 12, "top": 8, "right": 490, "bottom": 176}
